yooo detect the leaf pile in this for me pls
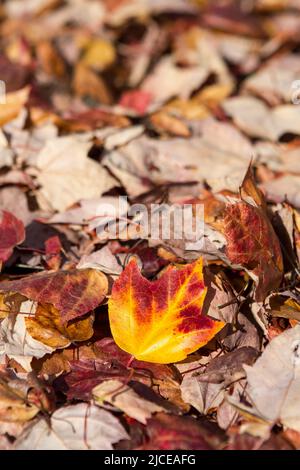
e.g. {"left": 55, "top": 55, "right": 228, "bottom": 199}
{"left": 0, "top": 0, "right": 300, "bottom": 451}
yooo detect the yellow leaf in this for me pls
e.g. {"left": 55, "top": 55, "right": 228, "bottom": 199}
{"left": 108, "top": 258, "right": 224, "bottom": 364}
{"left": 0, "top": 86, "right": 30, "bottom": 126}
{"left": 73, "top": 62, "right": 112, "bottom": 104}
{"left": 25, "top": 304, "right": 94, "bottom": 349}
{"left": 81, "top": 39, "right": 116, "bottom": 72}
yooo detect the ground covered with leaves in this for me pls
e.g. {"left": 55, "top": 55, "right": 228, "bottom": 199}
{"left": 1, "top": 0, "right": 300, "bottom": 451}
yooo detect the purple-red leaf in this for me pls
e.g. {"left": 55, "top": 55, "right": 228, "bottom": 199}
{"left": 0, "top": 210, "right": 25, "bottom": 263}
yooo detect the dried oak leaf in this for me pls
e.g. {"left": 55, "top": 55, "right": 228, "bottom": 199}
{"left": 0, "top": 269, "right": 108, "bottom": 324}
{"left": 0, "top": 210, "right": 25, "bottom": 264}
{"left": 108, "top": 258, "right": 224, "bottom": 363}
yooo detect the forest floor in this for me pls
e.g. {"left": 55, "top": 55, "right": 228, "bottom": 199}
{"left": 0, "top": 0, "right": 300, "bottom": 450}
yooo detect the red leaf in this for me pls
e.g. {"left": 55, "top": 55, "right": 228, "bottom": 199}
{"left": 60, "top": 359, "right": 130, "bottom": 401}
{"left": 137, "top": 413, "right": 225, "bottom": 450}
{"left": 223, "top": 201, "right": 283, "bottom": 301}
{"left": 95, "top": 338, "right": 180, "bottom": 381}
{"left": 44, "top": 236, "right": 62, "bottom": 270}
{"left": 0, "top": 269, "right": 108, "bottom": 323}
{"left": 108, "top": 258, "right": 224, "bottom": 363}
{"left": 119, "top": 90, "right": 152, "bottom": 114}
{"left": 0, "top": 210, "right": 25, "bottom": 263}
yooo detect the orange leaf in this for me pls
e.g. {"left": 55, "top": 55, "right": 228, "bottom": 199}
{"left": 108, "top": 258, "right": 224, "bottom": 364}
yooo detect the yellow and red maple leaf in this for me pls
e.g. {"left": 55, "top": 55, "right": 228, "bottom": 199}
{"left": 108, "top": 258, "right": 224, "bottom": 364}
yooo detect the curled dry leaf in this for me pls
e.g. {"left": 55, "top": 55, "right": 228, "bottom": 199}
{"left": 0, "top": 374, "right": 39, "bottom": 423}
{"left": 25, "top": 304, "right": 94, "bottom": 349}
{"left": 238, "top": 325, "right": 300, "bottom": 432}
{"left": 108, "top": 258, "right": 224, "bottom": 363}
{"left": 181, "top": 376, "right": 224, "bottom": 416}
{"left": 194, "top": 347, "right": 259, "bottom": 384}
{"left": 0, "top": 368, "right": 53, "bottom": 423}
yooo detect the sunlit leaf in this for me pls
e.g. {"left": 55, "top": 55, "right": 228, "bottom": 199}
{"left": 108, "top": 258, "right": 224, "bottom": 363}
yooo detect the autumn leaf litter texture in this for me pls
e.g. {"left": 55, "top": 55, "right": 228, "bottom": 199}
{"left": 0, "top": 0, "right": 300, "bottom": 451}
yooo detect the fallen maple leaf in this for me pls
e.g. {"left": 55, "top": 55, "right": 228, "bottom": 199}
{"left": 0, "top": 210, "right": 25, "bottom": 264}
{"left": 222, "top": 202, "right": 283, "bottom": 300}
{"left": 213, "top": 167, "right": 284, "bottom": 301}
{"left": 59, "top": 359, "right": 131, "bottom": 401}
{"left": 108, "top": 258, "right": 224, "bottom": 363}
{"left": 14, "top": 404, "right": 128, "bottom": 450}
{"left": 136, "top": 413, "right": 225, "bottom": 450}
{"left": 58, "top": 340, "right": 182, "bottom": 403}
{"left": 0, "top": 268, "right": 108, "bottom": 324}
{"left": 230, "top": 325, "right": 300, "bottom": 433}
